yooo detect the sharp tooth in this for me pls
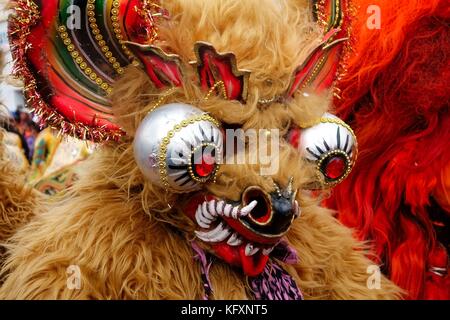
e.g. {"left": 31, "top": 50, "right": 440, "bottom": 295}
{"left": 245, "top": 243, "right": 260, "bottom": 256}
{"left": 262, "top": 247, "right": 274, "bottom": 256}
{"left": 208, "top": 200, "right": 217, "bottom": 217}
{"left": 294, "top": 200, "right": 301, "bottom": 217}
{"left": 195, "top": 206, "right": 210, "bottom": 229}
{"left": 202, "top": 202, "right": 209, "bottom": 218}
{"left": 196, "top": 222, "right": 226, "bottom": 238}
{"left": 216, "top": 201, "right": 225, "bottom": 215}
{"left": 251, "top": 246, "right": 260, "bottom": 255}
{"left": 200, "top": 215, "right": 214, "bottom": 228}
{"left": 245, "top": 243, "right": 253, "bottom": 256}
{"left": 240, "top": 200, "right": 258, "bottom": 216}
{"left": 195, "top": 223, "right": 231, "bottom": 243}
{"left": 213, "top": 227, "right": 232, "bottom": 242}
{"left": 202, "top": 209, "right": 214, "bottom": 221}
{"left": 227, "top": 233, "right": 243, "bottom": 246}
{"left": 224, "top": 204, "right": 233, "bottom": 217}
{"left": 231, "top": 206, "right": 239, "bottom": 219}
{"left": 201, "top": 202, "right": 214, "bottom": 221}
{"left": 200, "top": 202, "right": 215, "bottom": 221}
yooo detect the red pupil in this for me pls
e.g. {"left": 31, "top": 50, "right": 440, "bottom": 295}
{"left": 325, "top": 156, "right": 346, "bottom": 180}
{"left": 194, "top": 154, "right": 216, "bottom": 177}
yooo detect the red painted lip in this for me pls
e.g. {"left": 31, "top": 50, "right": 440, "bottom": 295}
{"left": 213, "top": 242, "right": 269, "bottom": 277}
{"left": 239, "top": 245, "right": 269, "bottom": 276}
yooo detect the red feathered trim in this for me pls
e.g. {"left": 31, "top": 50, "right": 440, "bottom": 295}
{"left": 327, "top": 0, "right": 450, "bottom": 299}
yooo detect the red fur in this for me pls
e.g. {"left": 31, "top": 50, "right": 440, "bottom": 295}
{"left": 327, "top": 0, "right": 450, "bottom": 299}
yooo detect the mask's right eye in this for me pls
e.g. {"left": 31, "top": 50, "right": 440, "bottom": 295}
{"left": 134, "top": 103, "right": 223, "bottom": 193}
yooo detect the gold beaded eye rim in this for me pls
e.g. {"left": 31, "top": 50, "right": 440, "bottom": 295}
{"left": 57, "top": 25, "right": 112, "bottom": 94}
{"left": 300, "top": 115, "right": 356, "bottom": 135}
{"left": 316, "top": 149, "right": 353, "bottom": 186}
{"left": 87, "top": 0, "right": 124, "bottom": 75}
{"left": 320, "top": 116, "right": 359, "bottom": 166}
{"left": 320, "top": 117, "right": 357, "bottom": 145}
{"left": 159, "top": 113, "right": 221, "bottom": 190}
{"left": 298, "top": 117, "right": 358, "bottom": 160}
{"left": 188, "top": 142, "right": 222, "bottom": 184}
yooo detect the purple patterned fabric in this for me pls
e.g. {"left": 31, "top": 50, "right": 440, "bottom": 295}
{"left": 191, "top": 241, "right": 214, "bottom": 300}
{"left": 249, "top": 261, "right": 304, "bottom": 300}
{"left": 272, "top": 239, "right": 299, "bottom": 265}
{"left": 191, "top": 239, "right": 303, "bottom": 300}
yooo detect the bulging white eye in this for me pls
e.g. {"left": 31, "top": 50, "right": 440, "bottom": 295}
{"left": 134, "top": 103, "right": 223, "bottom": 193}
{"left": 297, "top": 113, "right": 358, "bottom": 188}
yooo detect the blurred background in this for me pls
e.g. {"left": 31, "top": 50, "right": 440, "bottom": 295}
{"left": 0, "top": 2, "right": 91, "bottom": 194}
{"left": 1, "top": 3, "right": 41, "bottom": 164}
{"left": 1, "top": 2, "right": 24, "bottom": 113}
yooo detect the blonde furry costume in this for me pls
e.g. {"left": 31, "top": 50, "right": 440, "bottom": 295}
{"left": 0, "top": 129, "right": 37, "bottom": 257}
{"left": 0, "top": 0, "right": 401, "bottom": 299}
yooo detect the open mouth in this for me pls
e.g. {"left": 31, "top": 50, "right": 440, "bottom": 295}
{"left": 184, "top": 183, "right": 300, "bottom": 276}
{"left": 194, "top": 197, "right": 275, "bottom": 276}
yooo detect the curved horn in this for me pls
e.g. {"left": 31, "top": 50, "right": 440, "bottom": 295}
{"left": 287, "top": 0, "right": 351, "bottom": 98}
{"left": 191, "top": 42, "right": 251, "bottom": 102}
{"left": 125, "top": 42, "right": 183, "bottom": 89}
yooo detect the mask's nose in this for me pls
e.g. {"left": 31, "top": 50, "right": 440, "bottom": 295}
{"left": 238, "top": 180, "right": 299, "bottom": 238}
{"left": 271, "top": 193, "right": 295, "bottom": 218}
{"left": 242, "top": 186, "right": 273, "bottom": 226}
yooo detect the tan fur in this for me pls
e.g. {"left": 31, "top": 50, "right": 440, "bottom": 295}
{"left": 0, "top": 0, "right": 403, "bottom": 299}
{"left": 285, "top": 207, "right": 400, "bottom": 299}
{"left": 0, "top": 141, "right": 401, "bottom": 299}
{"left": 0, "top": 129, "right": 37, "bottom": 260}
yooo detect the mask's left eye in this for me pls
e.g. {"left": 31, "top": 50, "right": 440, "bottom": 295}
{"left": 288, "top": 113, "right": 357, "bottom": 189}
{"left": 134, "top": 103, "right": 223, "bottom": 193}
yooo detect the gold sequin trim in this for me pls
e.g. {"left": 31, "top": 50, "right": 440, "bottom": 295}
{"left": 57, "top": 25, "right": 112, "bottom": 94}
{"left": 87, "top": 0, "right": 124, "bottom": 75}
{"left": 301, "top": 55, "right": 326, "bottom": 92}
{"left": 204, "top": 80, "right": 228, "bottom": 101}
{"left": 316, "top": 0, "right": 343, "bottom": 34}
{"left": 111, "top": 0, "right": 135, "bottom": 61}
{"left": 147, "top": 87, "right": 178, "bottom": 114}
